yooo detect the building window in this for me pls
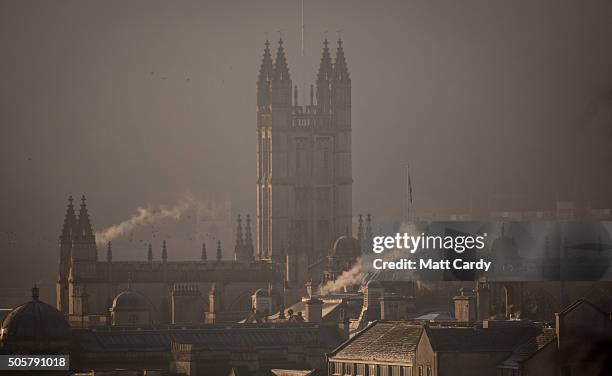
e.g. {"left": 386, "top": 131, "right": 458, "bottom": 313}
{"left": 418, "top": 366, "right": 423, "bottom": 376}
{"left": 333, "top": 362, "right": 342, "bottom": 375}
{"left": 426, "top": 366, "right": 431, "bottom": 376}
{"left": 344, "top": 362, "right": 354, "bottom": 375}
{"left": 368, "top": 364, "right": 377, "bottom": 376}
{"left": 401, "top": 366, "right": 411, "bottom": 376}
{"left": 356, "top": 364, "right": 365, "bottom": 376}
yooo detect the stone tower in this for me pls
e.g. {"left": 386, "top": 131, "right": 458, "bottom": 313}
{"left": 56, "top": 196, "right": 77, "bottom": 314}
{"left": 68, "top": 195, "right": 98, "bottom": 316}
{"left": 256, "top": 38, "right": 352, "bottom": 265}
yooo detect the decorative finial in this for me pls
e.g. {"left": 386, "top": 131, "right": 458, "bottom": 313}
{"left": 217, "top": 240, "right": 222, "bottom": 261}
{"left": 32, "top": 284, "right": 39, "bottom": 300}
{"left": 68, "top": 195, "right": 74, "bottom": 205}
{"left": 147, "top": 243, "right": 153, "bottom": 262}
{"left": 336, "top": 29, "right": 344, "bottom": 44}
{"left": 81, "top": 195, "right": 86, "bottom": 205}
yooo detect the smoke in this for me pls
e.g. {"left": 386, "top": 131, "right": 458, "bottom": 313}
{"left": 95, "top": 194, "right": 197, "bottom": 245}
{"left": 319, "top": 254, "right": 371, "bottom": 295}
{"left": 319, "top": 221, "right": 419, "bottom": 295}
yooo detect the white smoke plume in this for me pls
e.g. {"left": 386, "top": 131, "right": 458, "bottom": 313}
{"left": 95, "top": 194, "right": 197, "bottom": 245}
{"left": 319, "top": 254, "right": 371, "bottom": 295}
{"left": 319, "top": 221, "right": 420, "bottom": 295}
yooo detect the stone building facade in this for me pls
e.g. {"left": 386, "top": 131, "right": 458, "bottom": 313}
{"left": 55, "top": 196, "right": 283, "bottom": 325}
{"left": 256, "top": 38, "right": 352, "bottom": 266}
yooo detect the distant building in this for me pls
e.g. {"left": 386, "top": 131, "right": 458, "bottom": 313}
{"left": 327, "top": 321, "right": 423, "bottom": 376}
{"left": 256, "top": 37, "right": 353, "bottom": 267}
{"left": 55, "top": 196, "right": 283, "bottom": 327}
{"left": 415, "top": 322, "right": 541, "bottom": 376}
{"left": 326, "top": 298, "right": 612, "bottom": 376}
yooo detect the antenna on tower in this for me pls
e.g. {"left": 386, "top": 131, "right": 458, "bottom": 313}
{"left": 300, "top": 0, "right": 305, "bottom": 57}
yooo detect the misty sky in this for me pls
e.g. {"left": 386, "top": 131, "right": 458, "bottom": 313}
{"left": 1, "top": 0, "right": 612, "bottom": 289}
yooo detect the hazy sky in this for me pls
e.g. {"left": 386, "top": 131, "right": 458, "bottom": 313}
{"left": 1, "top": 0, "right": 612, "bottom": 288}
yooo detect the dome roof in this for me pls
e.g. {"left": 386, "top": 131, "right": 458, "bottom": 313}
{"left": 112, "top": 288, "right": 151, "bottom": 311}
{"left": 253, "top": 288, "right": 270, "bottom": 297}
{"left": 366, "top": 280, "right": 382, "bottom": 289}
{"left": 0, "top": 286, "right": 70, "bottom": 344}
{"left": 331, "top": 236, "right": 361, "bottom": 258}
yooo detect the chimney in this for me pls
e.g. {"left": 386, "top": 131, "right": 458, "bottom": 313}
{"left": 305, "top": 281, "right": 319, "bottom": 298}
{"left": 476, "top": 279, "right": 491, "bottom": 321}
{"left": 453, "top": 288, "right": 476, "bottom": 322}
{"left": 305, "top": 296, "right": 323, "bottom": 323}
{"left": 380, "top": 294, "right": 407, "bottom": 321}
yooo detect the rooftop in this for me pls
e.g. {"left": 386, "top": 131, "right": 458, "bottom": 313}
{"left": 425, "top": 324, "right": 541, "bottom": 353}
{"left": 329, "top": 321, "right": 423, "bottom": 364}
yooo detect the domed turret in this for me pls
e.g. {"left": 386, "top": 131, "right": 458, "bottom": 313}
{"left": 0, "top": 285, "right": 71, "bottom": 352}
{"left": 251, "top": 288, "right": 273, "bottom": 315}
{"left": 110, "top": 283, "right": 153, "bottom": 326}
{"left": 331, "top": 236, "right": 361, "bottom": 259}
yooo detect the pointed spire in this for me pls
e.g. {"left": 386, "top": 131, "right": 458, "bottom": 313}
{"left": 245, "top": 214, "right": 254, "bottom": 260}
{"left": 107, "top": 241, "right": 113, "bottom": 262}
{"left": 273, "top": 38, "right": 290, "bottom": 81}
{"left": 147, "top": 243, "right": 153, "bottom": 262}
{"left": 201, "top": 242, "right": 207, "bottom": 261}
{"left": 316, "top": 38, "right": 333, "bottom": 113}
{"left": 76, "top": 195, "right": 95, "bottom": 241}
{"left": 217, "top": 240, "right": 223, "bottom": 261}
{"left": 365, "top": 214, "right": 373, "bottom": 251}
{"left": 162, "top": 240, "right": 168, "bottom": 262}
{"left": 235, "top": 214, "right": 244, "bottom": 252}
{"left": 317, "top": 38, "right": 333, "bottom": 81}
{"left": 60, "top": 195, "right": 77, "bottom": 242}
{"left": 257, "top": 39, "right": 273, "bottom": 109}
{"left": 333, "top": 37, "right": 350, "bottom": 81}
{"left": 357, "top": 214, "right": 364, "bottom": 247}
{"left": 258, "top": 39, "right": 274, "bottom": 83}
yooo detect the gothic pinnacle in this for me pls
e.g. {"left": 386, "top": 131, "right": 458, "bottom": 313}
{"left": 273, "top": 38, "right": 290, "bottom": 81}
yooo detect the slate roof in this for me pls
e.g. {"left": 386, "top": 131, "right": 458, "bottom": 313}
{"left": 425, "top": 324, "right": 541, "bottom": 353}
{"left": 73, "top": 324, "right": 342, "bottom": 353}
{"left": 329, "top": 321, "right": 423, "bottom": 364}
{"left": 497, "top": 327, "right": 556, "bottom": 368}
{"left": 557, "top": 298, "right": 609, "bottom": 316}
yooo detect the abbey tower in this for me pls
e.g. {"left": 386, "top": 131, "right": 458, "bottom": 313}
{"left": 256, "top": 38, "right": 352, "bottom": 264}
